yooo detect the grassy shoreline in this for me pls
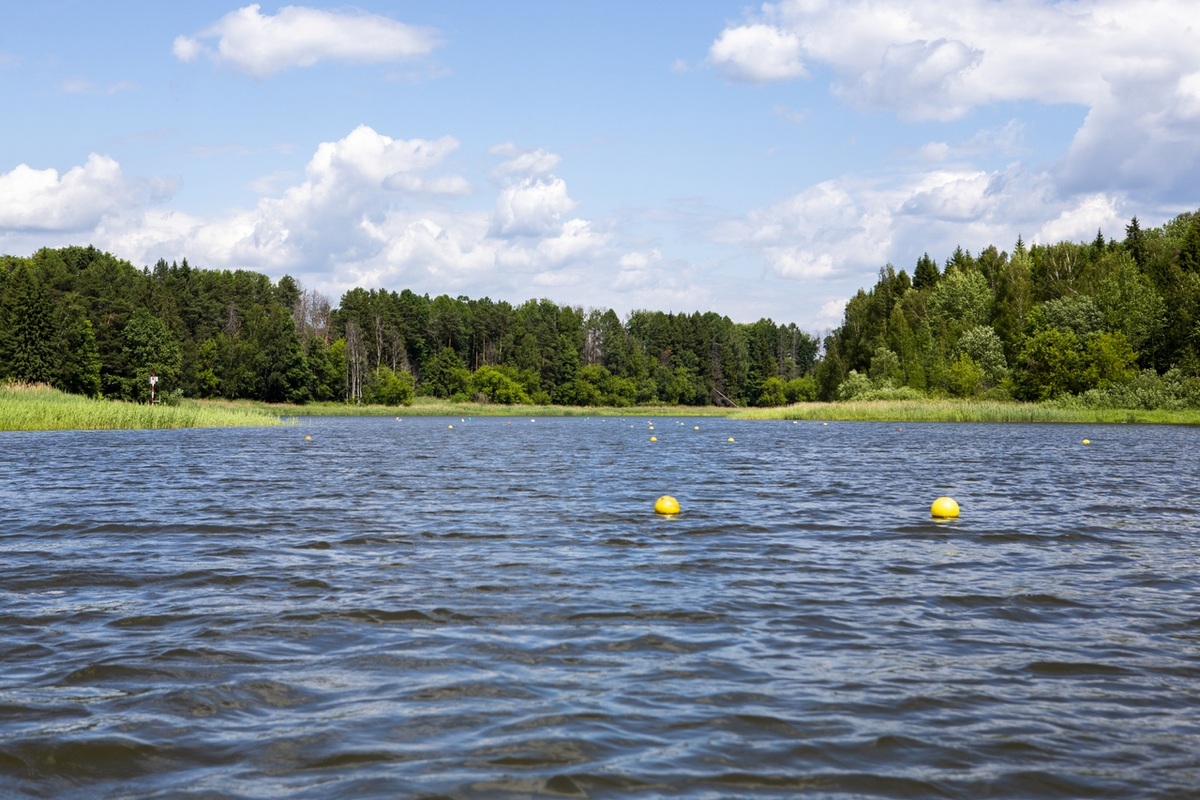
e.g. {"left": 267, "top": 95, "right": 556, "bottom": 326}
{"left": 188, "top": 397, "right": 737, "bottom": 418}
{"left": 195, "top": 395, "right": 1200, "bottom": 425}
{"left": 731, "top": 399, "right": 1200, "bottom": 424}
{"left": 6, "top": 385, "right": 1200, "bottom": 430}
{"left": 0, "top": 384, "right": 285, "bottom": 431}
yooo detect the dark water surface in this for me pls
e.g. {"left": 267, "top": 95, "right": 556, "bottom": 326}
{"left": 2, "top": 417, "right": 1200, "bottom": 798}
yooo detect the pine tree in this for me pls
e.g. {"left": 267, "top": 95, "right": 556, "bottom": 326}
{"left": 913, "top": 253, "right": 939, "bottom": 290}
{"left": 1125, "top": 216, "right": 1145, "bottom": 269}
{"left": 0, "top": 262, "right": 56, "bottom": 383}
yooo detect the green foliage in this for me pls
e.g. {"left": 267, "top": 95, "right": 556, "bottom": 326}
{"left": 913, "top": 253, "right": 939, "bottom": 290}
{"left": 837, "top": 370, "right": 874, "bottom": 400}
{"left": 569, "top": 364, "right": 636, "bottom": 407}
{"left": 784, "top": 375, "right": 817, "bottom": 403}
{"left": 1014, "top": 328, "right": 1082, "bottom": 400}
{"left": 955, "top": 325, "right": 1007, "bottom": 381}
{"left": 56, "top": 313, "right": 101, "bottom": 398}
{"left": 1095, "top": 253, "right": 1165, "bottom": 355}
{"left": 0, "top": 262, "right": 56, "bottom": 383}
{"left": 123, "top": 308, "right": 183, "bottom": 402}
{"left": 1070, "top": 367, "right": 1200, "bottom": 410}
{"left": 1037, "top": 295, "right": 1103, "bottom": 338}
{"left": 947, "top": 353, "right": 985, "bottom": 398}
{"left": 868, "top": 347, "right": 903, "bottom": 386}
{"left": 422, "top": 346, "right": 471, "bottom": 399}
{"left": 929, "top": 268, "right": 991, "bottom": 336}
{"left": 1082, "top": 331, "right": 1138, "bottom": 389}
{"left": 470, "top": 364, "right": 531, "bottom": 404}
{"left": 758, "top": 375, "right": 787, "bottom": 406}
{"left": 363, "top": 366, "right": 414, "bottom": 406}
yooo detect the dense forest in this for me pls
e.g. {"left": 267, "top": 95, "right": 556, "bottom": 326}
{"left": 2, "top": 208, "right": 1198, "bottom": 409}
{"left": 818, "top": 209, "right": 1200, "bottom": 409}
{"left": 0, "top": 246, "right": 816, "bottom": 407}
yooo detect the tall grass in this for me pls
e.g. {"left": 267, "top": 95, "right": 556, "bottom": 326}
{"left": 732, "top": 399, "right": 1200, "bottom": 425}
{"left": 191, "top": 396, "right": 735, "bottom": 418}
{"left": 0, "top": 383, "right": 285, "bottom": 431}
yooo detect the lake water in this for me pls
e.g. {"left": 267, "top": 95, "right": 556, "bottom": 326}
{"left": 2, "top": 416, "right": 1200, "bottom": 798}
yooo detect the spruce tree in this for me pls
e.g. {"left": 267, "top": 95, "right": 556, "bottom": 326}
{"left": 0, "top": 262, "right": 56, "bottom": 383}
{"left": 913, "top": 253, "right": 939, "bottom": 290}
{"left": 1125, "top": 216, "right": 1145, "bottom": 268}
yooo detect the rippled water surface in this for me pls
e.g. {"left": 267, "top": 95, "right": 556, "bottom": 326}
{"left": 3, "top": 417, "right": 1200, "bottom": 798}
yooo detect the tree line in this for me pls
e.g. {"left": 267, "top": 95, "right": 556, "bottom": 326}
{"left": 0, "top": 246, "right": 817, "bottom": 407}
{"left": 2, "top": 206, "right": 1198, "bottom": 409}
{"left": 818, "top": 208, "right": 1200, "bottom": 408}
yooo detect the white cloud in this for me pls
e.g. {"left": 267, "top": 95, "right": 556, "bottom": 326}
{"left": 173, "top": 4, "right": 440, "bottom": 78}
{"left": 816, "top": 298, "right": 849, "bottom": 328}
{"left": 711, "top": 0, "right": 1200, "bottom": 201}
{"left": 714, "top": 160, "right": 1133, "bottom": 288}
{"left": 489, "top": 144, "right": 562, "bottom": 178}
{"left": 14, "top": 129, "right": 617, "bottom": 310}
{"left": 491, "top": 177, "right": 578, "bottom": 237}
{"left": 708, "top": 23, "right": 805, "bottom": 83}
{"left": 716, "top": 179, "right": 892, "bottom": 280}
{"left": 0, "top": 154, "right": 133, "bottom": 231}
{"left": 1035, "top": 193, "right": 1122, "bottom": 244}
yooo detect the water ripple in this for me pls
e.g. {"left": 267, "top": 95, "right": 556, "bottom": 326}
{"left": 2, "top": 418, "right": 1200, "bottom": 797}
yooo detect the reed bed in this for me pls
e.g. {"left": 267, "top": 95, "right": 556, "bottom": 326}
{"left": 732, "top": 399, "right": 1200, "bottom": 425}
{"left": 0, "top": 384, "right": 284, "bottom": 431}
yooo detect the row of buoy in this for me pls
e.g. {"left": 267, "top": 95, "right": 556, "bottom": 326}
{"left": 654, "top": 493, "right": 965, "bottom": 519}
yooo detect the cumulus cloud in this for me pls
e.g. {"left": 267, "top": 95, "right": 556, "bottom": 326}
{"left": 173, "top": 4, "right": 440, "bottom": 78}
{"left": 491, "top": 178, "right": 578, "bottom": 237}
{"left": 710, "top": 0, "right": 1200, "bottom": 204}
{"left": 715, "top": 180, "right": 892, "bottom": 280}
{"left": 17, "top": 129, "right": 620, "bottom": 308}
{"left": 1035, "top": 193, "right": 1122, "bottom": 245}
{"left": 709, "top": 23, "right": 805, "bottom": 83}
{"left": 0, "top": 154, "right": 134, "bottom": 231}
{"left": 715, "top": 160, "right": 1131, "bottom": 288}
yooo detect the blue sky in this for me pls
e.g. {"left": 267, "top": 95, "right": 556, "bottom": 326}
{"left": 1, "top": 1, "right": 1197, "bottom": 329}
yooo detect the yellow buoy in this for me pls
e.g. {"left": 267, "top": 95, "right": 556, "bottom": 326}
{"left": 650, "top": 436, "right": 658, "bottom": 441}
{"left": 694, "top": 426, "right": 699, "bottom": 430}
{"left": 654, "top": 495, "right": 680, "bottom": 515}
{"left": 448, "top": 425, "right": 453, "bottom": 429}
{"left": 304, "top": 435, "right": 312, "bottom": 440}
{"left": 931, "top": 496, "right": 960, "bottom": 518}
{"left": 1082, "top": 439, "right": 1090, "bottom": 445}
{"left": 727, "top": 437, "right": 735, "bottom": 442}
